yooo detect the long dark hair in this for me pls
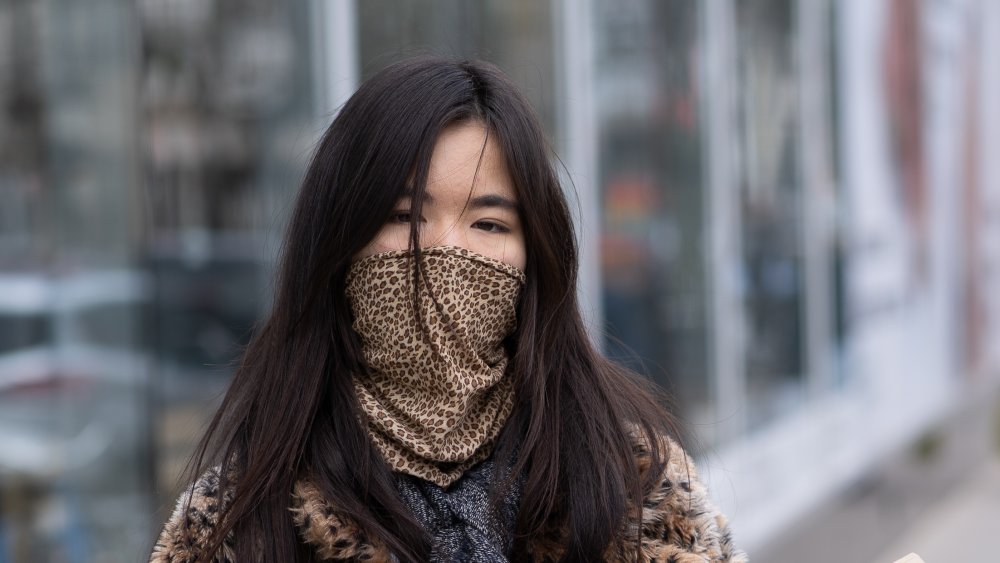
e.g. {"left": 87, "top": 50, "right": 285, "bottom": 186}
{"left": 185, "top": 56, "right": 679, "bottom": 562}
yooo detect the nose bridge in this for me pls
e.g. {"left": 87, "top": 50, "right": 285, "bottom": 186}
{"left": 434, "top": 220, "right": 468, "bottom": 249}
{"left": 424, "top": 217, "right": 468, "bottom": 249}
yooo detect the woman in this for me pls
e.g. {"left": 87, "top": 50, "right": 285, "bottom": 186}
{"left": 150, "top": 56, "right": 747, "bottom": 562}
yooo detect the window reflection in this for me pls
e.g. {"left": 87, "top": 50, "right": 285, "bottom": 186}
{"left": 735, "top": 0, "right": 807, "bottom": 428}
{"left": 358, "top": 0, "right": 556, "bottom": 135}
{"left": 139, "top": 0, "right": 318, "bottom": 528}
{"left": 0, "top": 0, "right": 318, "bottom": 558}
{"left": 595, "top": 0, "right": 712, "bottom": 433}
{"left": 1, "top": 0, "right": 150, "bottom": 558}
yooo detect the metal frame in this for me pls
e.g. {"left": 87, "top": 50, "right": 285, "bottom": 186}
{"left": 310, "top": 0, "right": 359, "bottom": 123}
{"left": 553, "top": 0, "right": 603, "bottom": 346}
{"left": 704, "top": 0, "right": 746, "bottom": 443}
{"left": 798, "top": 0, "right": 838, "bottom": 396}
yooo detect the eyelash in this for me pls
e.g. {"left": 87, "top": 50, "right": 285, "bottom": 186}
{"left": 390, "top": 211, "right": 415, "bottom": 223}
{"left": 390, "top": 211, "right": 510, "bottom": 234}
{"left": 473, "top": 220, "right": 510, "bottom": 234}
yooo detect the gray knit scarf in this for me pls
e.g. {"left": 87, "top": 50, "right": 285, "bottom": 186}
{"left": 393, "top": 452, "right": 522, "bottom": 562}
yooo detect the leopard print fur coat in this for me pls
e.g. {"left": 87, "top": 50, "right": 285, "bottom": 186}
{"left": 150, "top": 434, "right": 748, "bottom": 562}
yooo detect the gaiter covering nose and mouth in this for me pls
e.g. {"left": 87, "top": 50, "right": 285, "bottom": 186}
{"left": 344, "top": 245, "right": 525, "bottom": 487}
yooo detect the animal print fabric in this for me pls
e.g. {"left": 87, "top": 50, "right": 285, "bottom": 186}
{"left": 150, "top": 432, "right": 749, "bottom": 562}
{"left": 344, "top": 245, "right": 525, "bottom": 488}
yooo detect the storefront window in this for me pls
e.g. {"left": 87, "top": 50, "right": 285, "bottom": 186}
{"left": 1, "top": 0, "right": 148, "bottom": 558}
{"left": 734, "top": 0, "right": 807, "bottom": 428}
{"left": 0, "top": 0, "right": 318, "bottom": 558}
{"left": 357, "top": 0, "right": 556, "bottom": 135}
{"left": 140, "top": 0, "right": 318, "bottom": 526}
{"left": 594, "top": 0, "right": 712, "bottom": 431}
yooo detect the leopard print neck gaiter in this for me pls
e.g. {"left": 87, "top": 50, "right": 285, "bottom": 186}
{"left": 344, "top": 245, "right": 525, "bottom": 487}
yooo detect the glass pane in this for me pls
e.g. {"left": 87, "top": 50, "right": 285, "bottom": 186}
{"left": 734, "top": 0, "right": 807, "bottom": 428}
{"left": 0, "top": 0, "right": 148, "bottom": 559}
{"left": 357, "top": 0, "right": 556, "bottom": 135}
{"left": 0, "top": 0, "right": 318, "bottom": 558}
{"left": 594, "top": 0, "right": 712, "bottom": 433}
{"left": 139, "top": 0, "right": 318, "bottom": 524}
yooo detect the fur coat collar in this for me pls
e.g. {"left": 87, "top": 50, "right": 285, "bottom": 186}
{"left": 150, "top": 435, "right": 747, "bottom": 562}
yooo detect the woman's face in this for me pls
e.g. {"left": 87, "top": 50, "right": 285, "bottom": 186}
{"left": 355, "top": 120, "right": 527, "bottom": 270}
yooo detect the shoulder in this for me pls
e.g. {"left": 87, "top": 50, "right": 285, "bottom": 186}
{"left": 150, "top": 466, "right": 235, "bottom": 563}
{"left": 289, "top": 480, "right": 392, "bottom": 561}
{"left": 630, "top": 429, "right": 749, "bottom": 562}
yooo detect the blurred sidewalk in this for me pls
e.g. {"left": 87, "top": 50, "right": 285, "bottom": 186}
{"left": 756, "top": 389, "right": 1000, "bottom": 563}
{"left": 871, "top": 456, "right": 1000, "bottom": 563}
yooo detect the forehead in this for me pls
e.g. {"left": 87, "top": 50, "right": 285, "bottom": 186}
{"left": 421, "top": 121, "right": 517, "bottom": 202}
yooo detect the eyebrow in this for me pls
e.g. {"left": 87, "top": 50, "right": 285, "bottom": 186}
{"left": 468, "top": 193, "right": 519, "bottom": 211}
{"left": 401, "top": 189, "right": 519, "bottom": 212}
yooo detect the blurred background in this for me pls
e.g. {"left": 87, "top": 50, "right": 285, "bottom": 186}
{"left": 1, "top": 0, "right": 998, "bottom": 561}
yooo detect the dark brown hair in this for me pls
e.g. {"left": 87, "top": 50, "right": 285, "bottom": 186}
{"left": 184, "top": 56, "right": 678, "bottom": 562}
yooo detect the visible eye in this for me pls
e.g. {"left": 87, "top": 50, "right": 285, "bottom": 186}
{"left": 390, "top": 210, "right": 422, "bottom": 224}
{"left": 473, "top": 220, "right": 510, "bottom": 234}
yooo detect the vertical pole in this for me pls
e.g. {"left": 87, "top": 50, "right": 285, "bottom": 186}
{"left": 704, "top": 0, "right": 746, "bottom": 442}
{"left": 553, "top": 0, "right": 603, "bottom": 348}
{"left": 310, "top": 0, "right": 359, "bottom": 122}
{"left": 799, "top": 0, "right": 836, "bottom": 396}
